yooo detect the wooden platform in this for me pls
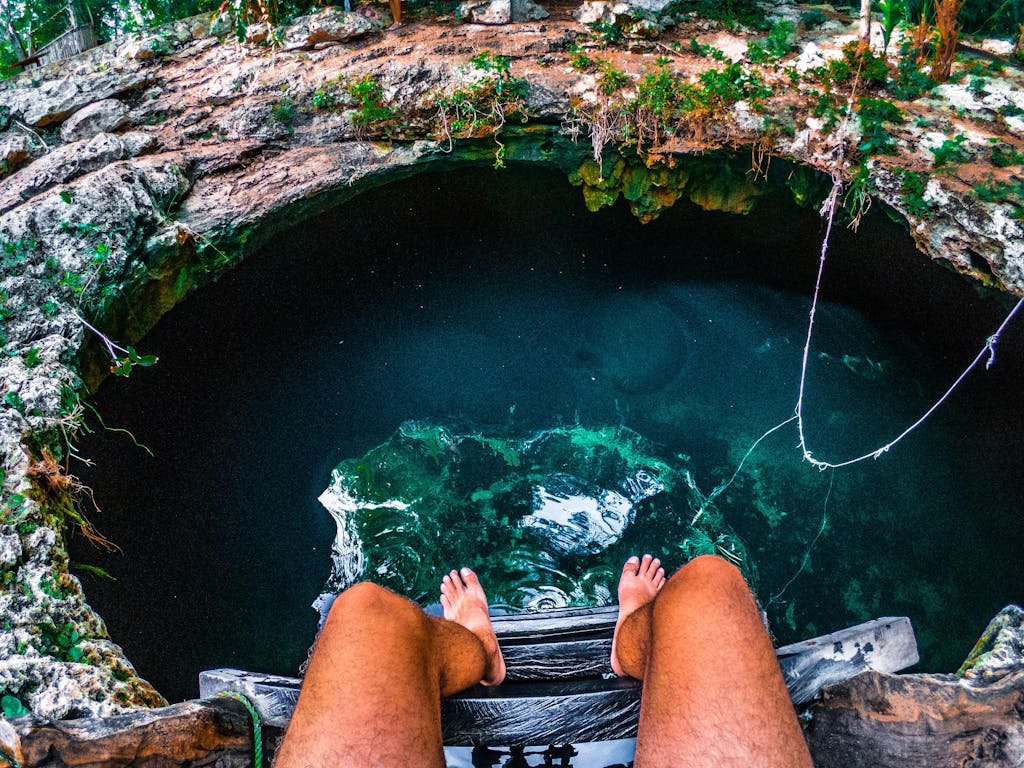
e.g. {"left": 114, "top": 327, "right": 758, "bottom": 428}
{"left": 200, "top": 607, "right": 919, "bottom": 746}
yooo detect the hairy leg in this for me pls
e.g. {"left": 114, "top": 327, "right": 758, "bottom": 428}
{"left": 276, "top": 575, "right": 503, "bottom": 768}
{"left": 614, "top": 555, "right": 812, "bottom": 768}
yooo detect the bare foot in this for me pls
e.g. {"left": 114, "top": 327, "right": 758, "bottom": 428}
{"left": 611, "top": 554, "right": 666, "bottom": 677}
{"left": 440, "top": 568, "right": 507, "bottom": 686}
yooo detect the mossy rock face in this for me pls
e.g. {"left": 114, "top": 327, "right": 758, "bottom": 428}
{"left": 319, "top": 422, "right": 751, "bottom": 609}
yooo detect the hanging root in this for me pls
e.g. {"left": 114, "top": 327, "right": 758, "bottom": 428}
{"left": 25, "top": 448, "right": 119, "bottom": 552}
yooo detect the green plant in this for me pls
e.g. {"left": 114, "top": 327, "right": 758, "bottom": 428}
{"left": 311, "top": 87, "right": 338, "bottom": 110}
{"left": 856, "top": 97, "right": 903, "bottom": 155}
{"left": 900, "top": 169, "right": 930, "bottom": 215}
{"left": 844, "top": 162, "right": 875, "bottom": 225}
{"left": 343, "top": 75, "right": 396, "bottom": 132}
{"left": 800, "top": 8, "right": 828, "bottom": 28}
{"left": 569, "top": 46, "right": 595, "bottom": 71}
{"left": 842, "top": 41, "right": 890, "bottom": 85}
{"left": 876, "top": 0, "right": 904, "bottom": 52}
{"left": 746, "top": 20, "right": 797, "bottom": 63}
{"left": 270, "top": 98, "right": 296, "bottom": 127}
{"left": 992, "top": 144, "right": 1024, "bottom": 167}
{"left": 23, "top": 347, "right": 41, "bottom": 368}
{"left": 930, "top": 0, "right": 965, "bottom": 82}
{"left": 689, "top": 38, "right": 726, "bottom": 59}
{"left": 4, "top": 390, "right": 26, "bottom": 415}
{"left": 588, "top": 20, "right": 624, "bottom": 47}
{"left": 930, "top": 134, "right": 969, "bottom": 166}
{"left": 2, "top": 694, "right": 28, "bottom": 718}
{"left": 891, "top": 38, "right": 935, "bottom": 99}
{"left": 598, "top": 61, "right": 631, "bottom": 95}
{"left": 59, "top": 189, "right": 74, "bottom": 204}
{"left": 432, "top": 52, "right": 529, "bottom": 168}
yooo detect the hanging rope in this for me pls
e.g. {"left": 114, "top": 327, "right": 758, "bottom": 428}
{"left": 794, "top": 178, "right": 1024, "bottom": 470}
{"left": 216, "top": 691, "right": 264, "bottom": 768}
{"left": 766, "top": 469, "right": 834, "bottom": 608}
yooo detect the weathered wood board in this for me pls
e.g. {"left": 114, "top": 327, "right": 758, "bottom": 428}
{"left": 199, "top": 612, "right": 919, "bottom": 745}
{"left": 0, "top": 697, "right": 253, "bottom": 768}
{"left": 805, "top": 669, "right": 1024, "bottom": 768}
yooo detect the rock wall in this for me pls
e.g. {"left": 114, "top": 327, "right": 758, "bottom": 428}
{"left": 0, "top": 4, "right": 1021, "bottom": 716}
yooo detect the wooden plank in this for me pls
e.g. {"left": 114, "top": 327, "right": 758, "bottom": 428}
{"left": 776, "top": 617, "right": 919, "bottom": 706}
{"left": 0, "top": 698, "right": 253, "bottom": 768}
{"left": 502, "top": 637, "right": 612, "bottom": 681}
{"left": 805, "top": 669, "right": 1024, "bottom": 768}
{"left": 199, "top": 615, "right": 919, "bottom": 745}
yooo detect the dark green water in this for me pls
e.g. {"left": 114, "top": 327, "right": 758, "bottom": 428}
{"left": 74, "top": 162, "right": 1024, "bottom": 703}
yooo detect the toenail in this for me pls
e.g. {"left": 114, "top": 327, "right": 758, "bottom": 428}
{"left": 461, "top": 567, "right": 471, "bottom": 576}
{"left": 627, "top": 556, "right": 639, "bottom": 563}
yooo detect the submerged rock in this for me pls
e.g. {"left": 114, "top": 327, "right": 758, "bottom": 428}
{"left": 317, "top": 422, "right": 746, "bottom": 609}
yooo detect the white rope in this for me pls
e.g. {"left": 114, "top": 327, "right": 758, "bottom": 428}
{"left": 766, "top": 469, "right": 833, "bottom": 608}
{"left": 793, "top": 182, "right": 1024, "bottom": 470}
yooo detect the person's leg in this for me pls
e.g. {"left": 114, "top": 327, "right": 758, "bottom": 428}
{"left": 275, "top": 569, "right": 504, "bottom": 768}
{"left": 612, "top": 554, "right": 813, "bottom": 768}
{"left": 388, "top": 0, "right": 402, "bottom": 26}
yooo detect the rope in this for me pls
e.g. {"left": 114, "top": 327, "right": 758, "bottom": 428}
{"left": 766, "top": 469, "right": 834, "bottom": 608}
{"left": 216, "top": 691, "right": 264, "bottom": 768}
{"left": 0, "top": 748, "right": 22, "bottom": 768}
{"left": 794, "top": 178, "right": 1024, "bottom": 469}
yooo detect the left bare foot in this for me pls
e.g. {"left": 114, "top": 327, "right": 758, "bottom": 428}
{"left": 440, "top": 568, "right": 507, "bottom": 686}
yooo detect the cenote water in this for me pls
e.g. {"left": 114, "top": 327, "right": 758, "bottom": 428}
{"left": 73, "top": 161, "right": 1024, "bottom": 704}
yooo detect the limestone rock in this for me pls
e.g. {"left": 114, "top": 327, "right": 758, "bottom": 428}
{"left": 958, "top": 605, "right": 1024, "bottom": 685}
{"left": 574, "top": 0, "right": 673, "bottom": 28}
{"left": 459, "top": 0, "right": 512, "bottom": 23}
{"left": 795, "top": 42, "right": 826, "bottom": 72}
{"left": 60, "top": 100, "right": 131, "bottom": 143}
{"left": 458, "top": 0, "right": 549, "bottom": 23}
{"left": 280, "top": 8, "right": 380, "bottom": 50}
{"left": 245, "top": 21, "right": 271, "bottom": 44}
{"left": 0, "top": 69, "right": 150, "bottom": 127}
{"left": 0, "top": 532, "right": 20, "bottom": 566}
{"left": 0, "top": 134, "right": 33, "bottom": 174}
{"left": 0, "top": 133, "right": 138, "bottom": 213}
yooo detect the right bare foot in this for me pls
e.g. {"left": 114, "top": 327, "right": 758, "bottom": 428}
{"left": 611, "top": 554, "right": 666, "bottom": 677}
{"left": 440, "top": 567, "right": 507, "bottom": 686}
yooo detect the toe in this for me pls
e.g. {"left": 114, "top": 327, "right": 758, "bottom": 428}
{"left": 460, "top": 567, "right": 482, "bottom": 592}
{"left": 639, "top": 554, "right": 653, "bottom": 576}
{"left": 440, "top": 594, "right": 450, "bottom": 609}
{"left": 650, "top": 558, "right": 661, "bottom": 578}
{"left": 449, "top": 570, "right": 463, "bottom": 592}
{"left": 622, "top": 555, "right": 640, "bottom": 576}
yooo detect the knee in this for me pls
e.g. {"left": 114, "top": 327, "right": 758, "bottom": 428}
{"left": 659, "top": 555, "right": 748, "bottom": 604}
{"left": 329, "top": 581, "right": 413, "bottom": 623}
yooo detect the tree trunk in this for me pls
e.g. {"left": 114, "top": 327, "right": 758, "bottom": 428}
{"left": 859, "top": 0, "right": 872, "bottom": 44}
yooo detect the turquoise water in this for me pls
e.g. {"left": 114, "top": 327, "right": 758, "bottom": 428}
{"left": 75, "top": 162, "right": 1024, "bottom": 703}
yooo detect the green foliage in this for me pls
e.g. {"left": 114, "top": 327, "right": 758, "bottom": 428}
{"left": 342, "top": 75, "right": 396, "bottom": 131}
{"left": 973, "top": 175, "right": 1024, "bottom": 218}
{"left": 588, "top": 20, "right": 624, "bottom": 46}
{"left": 41, "top": 299, "right": 60, "bottom": 317}
{"left": 799, "top": 8, "right": 829, "bottom": 28}
{"left": 930, "top": 134, "right": 969, "bottom": 166}
{"left": 891, "top": 38, "right": 935, "bottom": 100}
{"left": 311, "top": 88, "right": 338, "bottom": 111}
{"left": 689, "top": 38, "right": 727, "bottom": 59}
{"left": 844, "top": 162, "right": 875, "bottom": 222}
{"left": 59, "top": 189, "right": 74, "bottom": 204}
{"left": 270, "top": 98, "right": 296, "bottom": 127}
{"left": 746, "top": 20, "right": 798, "bottom": 63}
{"left": 900, "top": 169, "right": 930, "bottom": 215}
{"left": 3, "top": 391, "right": 26, "bottom": 415}
{"left": 598, "top": 61, "right": 631, "bottom": 95}
{"left": 876, "top": 0, "right": 905, "bottom": 52}
{"left": 856, "top": 97, "right": 903, "bottom": 155}
{"left": 664, "top": 0, "right": 771, "bottom": 30}
{"left": 1, "top": 694, "right": 28, "bottom": 719}
{"left": 111, "top": 345, "right": 158, "bottom": 378}
{"left": 23, "top": 347, "right": 41, "bottom": 368}
{"left": 432, "top": 52, "right": 529, "bottom": 168}
{"left": 568, "top": 45, "right": 596, "bottom": 71}
{"left": 992, "top": 144, "right": 1024, "bottom": 168}
{"left": 844, "top": 41, "right": 890, "bottom": 85}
